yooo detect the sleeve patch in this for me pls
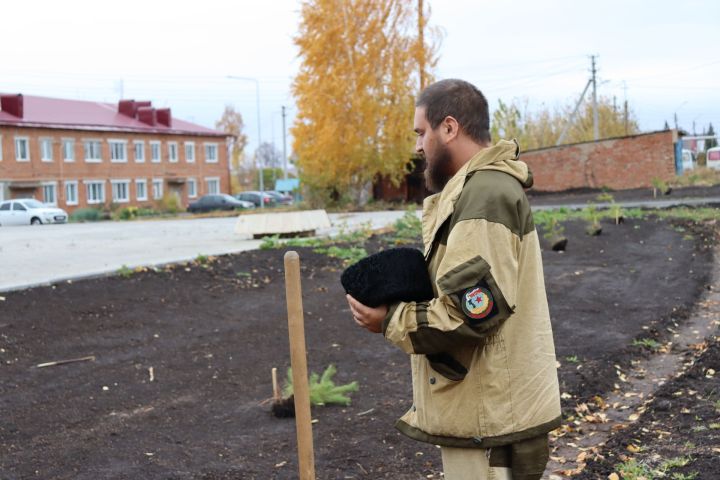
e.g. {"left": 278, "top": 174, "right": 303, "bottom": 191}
{"left": 461, "top": 286, "right": 495, "bottom": 321}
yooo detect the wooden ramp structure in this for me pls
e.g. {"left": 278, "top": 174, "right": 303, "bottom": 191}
{"left": 234, "top": 210, "right": 331, "bottom": 239}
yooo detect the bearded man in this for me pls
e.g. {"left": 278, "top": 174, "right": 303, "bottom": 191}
{"left": 347, "top": 79, "right": 561, "bottom": 480}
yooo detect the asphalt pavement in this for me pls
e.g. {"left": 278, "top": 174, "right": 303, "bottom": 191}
{"left": 0, "top": 211, "right": 409, "bottom": 292}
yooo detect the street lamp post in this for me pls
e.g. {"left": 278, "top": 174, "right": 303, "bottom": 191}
{"left": 227, "top": 75, "right": 265, "bottom": 208}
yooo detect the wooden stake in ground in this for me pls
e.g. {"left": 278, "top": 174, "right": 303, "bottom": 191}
{"left": 283, "top": 251, "right": 316, "bottom": 480}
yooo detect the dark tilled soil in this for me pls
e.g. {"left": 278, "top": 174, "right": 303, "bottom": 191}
{"left": 576, "top": 336, "right": 720, "bottom": 479}
{"left": 527, "top": 184, "right": 720, "bottom": 206}
{"left": 0, "top": 217, "right": 715, "bottom": 479}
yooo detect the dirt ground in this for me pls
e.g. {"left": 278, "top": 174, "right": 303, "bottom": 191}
{"left": 0, "top": 215, "right": 717, "bottom": 479}
{"left": 576, "top": 338, "right": 720, "bottom": 479}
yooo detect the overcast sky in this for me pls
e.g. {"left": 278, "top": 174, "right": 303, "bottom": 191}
{"left": 2, "top": 0, "right": 718, "bottom": 156}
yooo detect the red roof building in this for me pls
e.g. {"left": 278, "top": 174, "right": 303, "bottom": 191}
{"left": 0, "top": 93, "right": 231, "bottom": 212}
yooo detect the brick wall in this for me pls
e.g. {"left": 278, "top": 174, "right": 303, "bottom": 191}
{"left": 0, "top": 126, "right": 229, "bottom": 211}
{"left": 520, "top": 130, "right": 677, "bottom": 192}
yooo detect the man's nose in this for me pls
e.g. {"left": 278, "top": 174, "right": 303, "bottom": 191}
{"left": 415, "top": 139, "right": 423, "bottom": 154}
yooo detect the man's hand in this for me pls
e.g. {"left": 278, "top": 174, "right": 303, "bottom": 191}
{"left": 346, "top": 294, "right": 387, "bottom": 334}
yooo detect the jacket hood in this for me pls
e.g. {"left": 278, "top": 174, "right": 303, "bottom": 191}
{"left": 466, "top": 139, "right": 533, "bottom": 188}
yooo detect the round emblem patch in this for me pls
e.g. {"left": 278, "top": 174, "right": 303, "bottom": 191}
{"left": 461, "top": 287, "right": 494, "bottom": 320}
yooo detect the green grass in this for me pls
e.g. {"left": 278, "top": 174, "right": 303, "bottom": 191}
{"left": 533, "top": 206, "right": 720, "bottom": 227}
{"left": 565, "top": 355, "right": 579, "bottom": 363}
{"left": 615, "top": 456, "right": 695, "bottom": 480}
{"left": 117, "top": 265, "right": 134, "bottom": 278}
{"left": 617, "top": 458, "right": 654, "bottom": 479}
{"left": 314, "top": 245, "right": 368, "bottom": 266}
{"left": 391, "top": 208, "right": 422, "bottom": 244}
{"left": 632, "top": 338, "right": 662, "bottom": 350}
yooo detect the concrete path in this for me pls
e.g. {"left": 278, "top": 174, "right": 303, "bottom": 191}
{"left": 0, "top": 211, "right": 410, "bottom": 292}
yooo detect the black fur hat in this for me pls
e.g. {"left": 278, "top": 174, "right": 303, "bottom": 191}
{"left": 341, "top": 247, "right": 434, "bottom": 307}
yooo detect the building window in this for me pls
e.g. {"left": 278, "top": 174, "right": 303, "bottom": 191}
{"left": 42, "top": 182, "right": 57, "bottom": 205}
{"left": 204, "top": 143, "right": 218, "bottom": 163}
{"left": 85, "top": 180, "right": 105, "bottom": 204}
{"left": 136, "top": 179, "right": 148, "bottom": 201}
{"left": 188, "top": 178, "right": 197, "bottom": 198}
{"left": 84, "top": 140, "right": 102, "bottom": 162}
{"left": 109, "top": 140, "right": 127, "bottom": 163}
{"left": 206, "top": 177, "right": 220, "bottom": 194}
{"left": 152, "top": 179, "right": 163, "bottom": 199}
{"left": 168, "top": 142, "right": 178, "bottom": 163}
{"left": 15, "top": 137, "right": 29, "bottom": 162}
{"left": 64, "top": 181, "right": 78, "bottom": 206}
{"left": 111, "top": 180, "right": 130, "bottom": 203}
{"left": 150, "top": 141, "right": 161, "bottom": 163}
{"left": 185, "top": 142, "right": 195, "bottom": 163}
{"left": 134, "top": 141, "right": 145, "bottom": 163}
{"left": 40, "top": 138, "right": 53, "bottom": 162}
{"left": 62, "top": 139, "right": 75, "bottom": 162}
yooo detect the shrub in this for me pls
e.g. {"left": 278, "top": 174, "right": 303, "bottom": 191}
{"left": 392, "top": 208, "right": 422, "bottom": 244}
{"left": 70, "top": 207, "right": 102, "bottom": 223}
{"left": 115, "top": 206, "right": 139, "bottom": 221}
{"left": 283, "top": 364, "right": 359, "bottom": 406}
{"left": 157, "top": 194, "right": 181, "bottom": 214}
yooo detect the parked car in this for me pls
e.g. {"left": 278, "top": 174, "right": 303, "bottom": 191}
{"left": 706, "top": 147, "right": 720, "bottom": 171}
{"left": 187, "top": 194, "right": 255, "bottom": 213}
{"left": 0, "top": 199, "right": 68, "bottom": 226}
{"left": 235, "top": 191, "right": 277, "bottom": 207}
{"left": 266, "top": 190, "right": 294, "bottom": 205}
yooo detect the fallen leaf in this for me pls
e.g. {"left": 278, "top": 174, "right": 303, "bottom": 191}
{"left": 608, "top": 473, "right": 620, "bottom": 480}
{"left": 627, "top": 444, "right": 641, "bottom": 453}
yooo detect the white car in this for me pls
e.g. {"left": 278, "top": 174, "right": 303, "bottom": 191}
{"left": 706, "top": 146, "right": 720, "bottom": 171}
{"left": 0, "top": 199, "right": 68, "bottom": 226}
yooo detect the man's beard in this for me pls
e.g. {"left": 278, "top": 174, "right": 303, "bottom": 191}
{"left": 424, "top": 143, "right": 453, "bottom": 193}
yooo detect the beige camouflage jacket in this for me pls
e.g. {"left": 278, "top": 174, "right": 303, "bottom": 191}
{"left": 382, "top": 139, "right": 561, "bottom": 448}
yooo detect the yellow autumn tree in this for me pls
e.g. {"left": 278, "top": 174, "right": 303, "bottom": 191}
{"left": 491, "top": 96, "right": 640, "bottom": 151}
{"left": 292, "top": 0, "right": 437, "bottom": 205}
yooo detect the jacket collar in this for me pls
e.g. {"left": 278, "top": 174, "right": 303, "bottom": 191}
{"left": 422, "top": 139, "right": 526, "bottom": 254}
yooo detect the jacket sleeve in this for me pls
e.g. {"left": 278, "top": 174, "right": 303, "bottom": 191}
{"left": 382, "top": 218, "right": 521, "bottom": 355}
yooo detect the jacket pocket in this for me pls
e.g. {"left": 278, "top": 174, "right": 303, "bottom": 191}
{"left": 426, "top": 352, "right": 468, "bottom": 381}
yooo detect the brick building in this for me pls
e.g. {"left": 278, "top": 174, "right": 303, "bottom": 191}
{"left": 373, "top": 129, "right": 682, "bottom": 202}
{"left": 519, "top": 129, "right": 679, "bottom": 192}
{"left": 0, "top": 93, "right": 230, "bottom": 212}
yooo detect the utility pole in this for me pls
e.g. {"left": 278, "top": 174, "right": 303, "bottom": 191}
{"left": 556, "top": 79, "right": 592, "bottom": 146}
{"left": 281, "top": 106, "right": 288, "bottom": 180}
{"left": 591, "top": 55, "right": 599, "bottom": 141}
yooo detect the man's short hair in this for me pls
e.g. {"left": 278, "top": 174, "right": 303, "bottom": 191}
{"left": 416, "top": 79, "right": 491, "bottom": 144}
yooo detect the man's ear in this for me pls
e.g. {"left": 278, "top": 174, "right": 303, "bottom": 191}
{"left": 440, "top": 116, "right": 460, "bottom": 143}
